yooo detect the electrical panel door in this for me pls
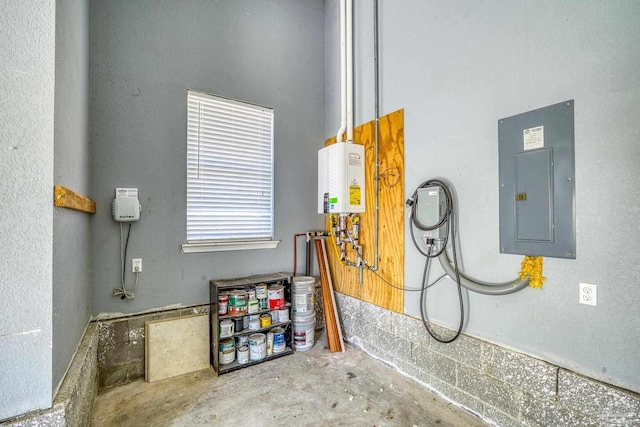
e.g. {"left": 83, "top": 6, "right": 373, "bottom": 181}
{"left": 498, "top": 100, "right": 575, "bottom": 259}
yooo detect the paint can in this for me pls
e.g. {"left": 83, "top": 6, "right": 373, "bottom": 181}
{"left": 258, "top": 298, "right": 268, "bottom": 311}
{"left": 271, "top": 327, "right": 286, "bottom": 353}
{"left": 292, "top": 276, "right": 315, "bottom": 314}
{"left": 237, "top": 345, "right": 249, "bottom": 364}
{"left": 267, "top": 284, "right": 285, "bottom": 310}
{"left": 247, "top": 297, "right": 259, "bottom": 314}
{"left": 255, "top": 283, "right": 268, "bottom": 299}
{"left": 219, "top": 338, "right": 235, "bottom": 365}
{"left": 259, "top": 313, "right": 272, "bottom": 328}
{"left": 276, "top": 309, "right": 289, "bottom": 323}
{"left": 270, "top": 310, "right": 280, "bottom": 323}
{"left": 228, "top": 291, "right": 248, "bottom": 315}
{"left": 233, "top": 317, "right": 244, "bottom": 333}
{"left": 266, "top": 332, "right": 274, "bottom": 356}
{"left": 236, "top": 335, "right": 249, "bottom": 347}
{"left": 218, "top": 294, "right": 229, "bottom": 315}
{"left": 293, "top": 313, "right": 315, "bottom": 352}
{"left": 249, "top": 333, "right": 266, "bottom": 361}
{"left": 248, "top": 318, "right": 260, "bottom": 330}
{"left": 219, "top": 319, "right": 234, "bottom": 338}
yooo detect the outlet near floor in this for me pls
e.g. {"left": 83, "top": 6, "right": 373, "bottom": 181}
{"left": 132, "top": 258, "right": 142, "bottom": 273}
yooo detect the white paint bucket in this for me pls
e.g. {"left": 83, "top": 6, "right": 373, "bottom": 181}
{"left": 219, "top": 338, "right": 235, "bottom": 365}
{"left": 271, "top": 327, "right": 286, "bottom": 353}
{"left": 292, "top": 276, "right": 315, "bottom": 314}
{"left": 219, "top": 319, "right": 234, "bottom": 338}
{"left": 249, "top": 333, "right": 266, "bottom": 361}
{"left": 293, "top": 313, "right": 316, "bottom": 352}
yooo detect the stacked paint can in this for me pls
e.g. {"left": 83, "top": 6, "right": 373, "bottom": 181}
{"left": 249, "top": 333, "right": 266, "bottom": 361}
{"left": 292, "top": 276, "right": 316, "bottom": 351}
{"left": 219, "top": 338, "right": 236, "bottom": 365}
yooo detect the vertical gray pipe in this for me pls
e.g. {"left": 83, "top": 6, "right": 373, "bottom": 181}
{"left": 370, "top": 0, "right": 380, "bottom": 272}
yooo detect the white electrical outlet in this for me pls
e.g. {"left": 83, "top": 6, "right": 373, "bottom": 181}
{"left": 132, "top": 258, "right": 142, "bottom": 273}
{"left": 579, "top": 282, "right": 597, "bottom": 306}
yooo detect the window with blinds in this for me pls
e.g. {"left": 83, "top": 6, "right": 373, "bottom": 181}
{"left": 185, "top": 90, "right": 275, "bottom": 250}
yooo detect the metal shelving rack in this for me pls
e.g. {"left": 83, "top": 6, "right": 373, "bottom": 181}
{"left": 210, "top": 272, "right": 293, "bottom": 375}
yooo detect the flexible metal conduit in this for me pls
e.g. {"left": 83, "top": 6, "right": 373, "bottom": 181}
{"left": 437, "top": 251, "right": 530, "bottom": 295}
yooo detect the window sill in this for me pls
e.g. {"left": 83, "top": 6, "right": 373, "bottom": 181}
{"left": 181, "top": 240, "right": 280, "bottom": 253}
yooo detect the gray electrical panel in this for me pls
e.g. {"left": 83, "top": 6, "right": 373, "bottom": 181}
{"left": 498, "top": 100, "right": 576, "bottom": 259}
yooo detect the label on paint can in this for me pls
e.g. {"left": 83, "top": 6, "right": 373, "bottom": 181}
{"left": 218, "top": 294, "right": 229, "bottom": 315}
{"left": 219, "top": 319, "right": 234, "bottom": 338}
{"left": 259, "top": 313, "right": 272, "bottom": 328}
{"left": 248, "top": 318, "right": 260, "bottom": 330}
{"left": 293, "top": 277, "right": 315, "bottom": 313}
{"left": 237, "top": 345, "right": 249, "bottom": 364}
{"left": 247, "top": 297, "right": 259, "bottom": 314}
{"left": 272, "top": 327, "right": 286, "bottom": 353}
{"left": 219, "top": 338, "right": 236, "bottom": 365}
{"left": 267, "top": 285, "right": 285, "bottom": 310}
{"left": 266, "top": 332, "right": 274, "bottom": 356}
{"left": 228, "top": 291, "right": 248, "bottom": 315}
{"left": 255, "top": 284, "right": 268, "bottom": 299}
{"left": 270, "top": 310, "right": 280, "bottom": 323}
{"left": 249, "top": 333, "right": 266, "bottom": 361}
{"left": 277, "top": 309, "right": 289, "bottom": 322}
{"left": 236, "top": 335, "right": 249, "bottom": 347}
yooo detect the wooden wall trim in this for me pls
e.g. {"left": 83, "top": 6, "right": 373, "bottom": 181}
{"left": 54, "top": 186, "right": 96, "bottom": 214}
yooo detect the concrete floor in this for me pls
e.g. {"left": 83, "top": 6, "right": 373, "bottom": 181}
{"left": 91, "top": 334, "right": 488, "bottom": 427}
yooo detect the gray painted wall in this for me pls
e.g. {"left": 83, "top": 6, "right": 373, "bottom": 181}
{"left": 0, "top": 1, "right": 55, "bottom": 421}
{"left": 89, "top": 0, "right": 325, "bottom": 316}
{"left": 53, "top": 0, "right": 91, "bottom": 393}
{"left": 326, "top": 0, "right": 640, "bottom": 393}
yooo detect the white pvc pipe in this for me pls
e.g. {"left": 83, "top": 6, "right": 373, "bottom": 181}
{"left": 346, "top": 0, "right": 353, "bottom": 142}
{"left": 336, "top": 0, "right": 347, "bottom": 143}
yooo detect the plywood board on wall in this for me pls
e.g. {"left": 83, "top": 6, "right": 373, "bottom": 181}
{"left": 325, "top": 109, "right": 404, "bottom": 313}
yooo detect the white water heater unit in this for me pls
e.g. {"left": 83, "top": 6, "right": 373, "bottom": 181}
{"left": 318, "top": 142, "right": 365, "bottom": 214}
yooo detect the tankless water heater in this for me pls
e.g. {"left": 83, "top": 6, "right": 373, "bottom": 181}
{"left": 317, "top": 142, "right": 365, "bottom": 214}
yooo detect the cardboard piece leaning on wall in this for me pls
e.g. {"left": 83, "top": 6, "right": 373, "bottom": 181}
{"left": 145, "top": 313, "right": 210, "bottom": 383}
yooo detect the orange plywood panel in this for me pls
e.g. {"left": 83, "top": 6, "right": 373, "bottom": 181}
{"left": 324, "top": 109, "right": 404, "bottom": 313}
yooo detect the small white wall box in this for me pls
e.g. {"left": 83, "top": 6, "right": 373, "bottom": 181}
{"left": 112, "top": 197, "right": 140, "bottom": 222}
{"left": 317, "top": 142, "right": 366, "bottom": 214}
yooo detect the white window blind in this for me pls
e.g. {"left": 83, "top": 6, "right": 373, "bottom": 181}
{"left": 186, "top": 90, "right": 275, "bottom": 246}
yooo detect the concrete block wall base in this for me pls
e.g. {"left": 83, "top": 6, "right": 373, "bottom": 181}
{"left": 0, "top": 323, "right": 99, "bottom": 427}
{"left": 335, "top": 292, "right": 640, "bottom": 427}
{"left": 96, "top": 305, "right": 209, "bottom": 389}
